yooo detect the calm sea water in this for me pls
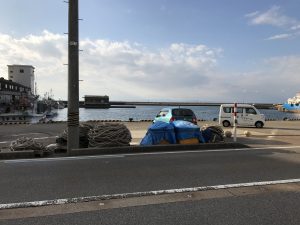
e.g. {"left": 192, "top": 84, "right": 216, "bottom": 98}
{"left": 52, "top": 106, "right": 300, "bottom": 121}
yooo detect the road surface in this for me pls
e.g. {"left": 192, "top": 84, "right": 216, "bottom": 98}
{"left": 1, "top": 146, "right": 299, "bottom": 224}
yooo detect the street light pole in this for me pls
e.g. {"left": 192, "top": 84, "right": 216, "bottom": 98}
{"left": 67, "top": 0, "right": 79, "bottom": 154}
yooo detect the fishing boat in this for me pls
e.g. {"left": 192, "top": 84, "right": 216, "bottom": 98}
{"left": 0, "top": 110, "right": 45, "bottom": 124}
{"left": 282, "top": 92, "right": 300, "bottom": 113}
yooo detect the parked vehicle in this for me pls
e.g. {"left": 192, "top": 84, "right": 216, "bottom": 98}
{"left": 153, "top": 107, "right": 198, "bottom": 125}
{"left": 219, "top": 104, "right": 265, "bottom": 128}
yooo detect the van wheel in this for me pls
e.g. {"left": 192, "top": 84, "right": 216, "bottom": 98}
{"left": 255, "top": 121, "right": 264, "bottom": 128}
{"left": 222, "top": 120, "right": 231, "bottom": 127}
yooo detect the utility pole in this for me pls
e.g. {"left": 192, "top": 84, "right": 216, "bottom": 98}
{"left": 67, "top": 0, "right": 79, "bottom": 154}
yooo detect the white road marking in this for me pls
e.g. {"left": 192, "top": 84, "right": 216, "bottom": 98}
{"left": 34, "top": 136, "right": 58, "bottom": 140}
{"left": 11, "top": 133, "right": 46, "bottom": 137}
{"left": 4, "top": 155, "right": 124, "bottom": 163}
{"left": 0, "top": 178, "right": 299, "bottom": 210}
{"left": 122, "top": 145, "right": 300, "bottom": 157}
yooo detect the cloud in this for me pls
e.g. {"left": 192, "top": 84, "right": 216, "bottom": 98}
{"left": 291, "top": 24, "right": 300, "bottom": 30}
{"left": 0, "top": 30, "right": 68, "bottom": 99}
{"left": 0, "top": 31, "right": 222, "bottom": 101}
{"left": 0, "top": 30, "right": 299, "bottom": 103}
{"left": 218, "top": 56, "right": 300, "bottom": 103}
{"left": 79, "top": 41, "right": 223, "bottom": 100}
{"left": 265, "top": 33, "right": 292, "bottom": 40}
{"left": 246, "top": 5, "right": 300, "bottom": 41}
{"left": 245, "top": 11, "right": 260, "bottom": 18}
{"left": 246, "top": 5, "right": 297, "bottom": 28}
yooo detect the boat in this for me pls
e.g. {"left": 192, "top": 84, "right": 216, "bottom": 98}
{"left": 0, "top": 111, "right": 45, "bottom": 124}
{"left": 282, "top": 92, "right": 300, "bottom": 113}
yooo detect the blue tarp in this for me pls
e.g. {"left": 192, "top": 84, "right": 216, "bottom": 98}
{"left": 172, "top": 120, "right": 205, "bottom": 143}
{"left": 140, "top": 121, "right": 176, "bottom": 145}
{"left": 201, "top": 128, "right": 213, "bottom": 143}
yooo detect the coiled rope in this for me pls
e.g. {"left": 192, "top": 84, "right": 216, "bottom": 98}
{"left": 10, "top": 137, "right": 45, "bottom": 151}
{"left": 57, "top": 123, "right": 94, "bottom": 148}
{"left": 88, "top": 123, "right": 132, "bottom": 148}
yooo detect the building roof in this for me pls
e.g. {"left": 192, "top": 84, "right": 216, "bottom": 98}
{"left": 84, "top": 95, "right": 109, "bottom": 98}
{"left": 7, "top": 65, "right": 35, "bottom": 69}
{"left": 0, "top": 77, "right": 31, "bottom": 89}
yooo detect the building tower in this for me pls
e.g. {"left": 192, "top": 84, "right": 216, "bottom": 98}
{"left": 7, "top": 65, "right": 35, "bottom": 95}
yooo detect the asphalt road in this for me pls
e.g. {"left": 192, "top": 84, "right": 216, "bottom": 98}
{"left": 0, "top": 146, "right": 300, "bottom": 225}
{"left": 2, "top": 191, "right": 300, "bottom": 225}
{"left": 0, "top": 147, "right": 300, "bottom": 204}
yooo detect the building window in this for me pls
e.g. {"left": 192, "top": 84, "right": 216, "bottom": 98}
{"left": 10, "top": 76, "right": 13, "bottom": 79}
{"left": 20, "top": 69, "right": 24, "bottom": 73}
{"left": 10, "top": 71, "right": 13, "bottom": 73}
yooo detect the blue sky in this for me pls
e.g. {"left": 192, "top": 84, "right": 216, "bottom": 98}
{"left": 0, "top": 0, "right": 300, "bottom": 102}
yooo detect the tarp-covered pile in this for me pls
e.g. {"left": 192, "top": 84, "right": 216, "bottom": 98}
{"left": 140, "top": 121, "right": 211, "bottom": 146}
{"left": 140, "top": 121, "right": 176, "bottom": 145}
{"left": 172, "top": 120, "right": 205, "bottom": 144}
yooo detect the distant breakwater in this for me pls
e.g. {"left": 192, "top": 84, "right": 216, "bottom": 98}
{"left": 61, "top": 101, "right": 277, "bottom": 109}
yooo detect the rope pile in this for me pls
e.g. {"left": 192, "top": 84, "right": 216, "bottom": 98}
{"left": 88, "top": 123, "right": 132, "bottom": 148}
{"left": 56, "top": 123, "right": 94, "bottom": 148}
{"left": 201, "top": 125, "right": 224, "bottom": 143}
{"left": 10, "top": 137, "right": 45, "bottom": 151}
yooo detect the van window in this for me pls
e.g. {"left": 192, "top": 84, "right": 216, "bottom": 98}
{"left": 245, "top": 108, "right": 257, "bottom": 114}
{"left": 223, "top": 107, "right": 243, "bottom": 113}
{"left": 223, "top": 107, "right": 231, "bottom": 113}
{"left": 237, "top": 107, "right": 243, "bottom": 113}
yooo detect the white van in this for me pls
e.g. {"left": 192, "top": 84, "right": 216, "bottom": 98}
{"left": 219, "top": 104, "right": 265, "bottom": 128}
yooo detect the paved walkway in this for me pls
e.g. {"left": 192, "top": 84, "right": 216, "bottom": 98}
{"left": 1, "top": 121, "right": 300, "bottom": 151}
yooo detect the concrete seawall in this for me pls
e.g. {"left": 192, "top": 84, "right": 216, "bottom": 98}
{"left": 67, "top": 101, "right": 277, "bottom": 109}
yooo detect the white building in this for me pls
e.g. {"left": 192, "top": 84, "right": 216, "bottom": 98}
{"left": 7, "top": 65, "right": 35, "bottom": 95}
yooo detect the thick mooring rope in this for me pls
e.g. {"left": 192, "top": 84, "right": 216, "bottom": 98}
{"left": 10, "top": 137, "right": 45, "bottom": 151}
{"left": 88, "top": 123, "right": 132, "bottom": 148}
{"left": 57, "top": 123, "right": 94, "bottom": 148}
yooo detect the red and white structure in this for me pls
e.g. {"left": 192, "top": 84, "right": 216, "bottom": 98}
{"left": 233, "top": 103, "right": 237, "bottom": 142}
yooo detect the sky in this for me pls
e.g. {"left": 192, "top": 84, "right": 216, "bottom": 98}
{"left": 0, "top": 0, "right": 300, "bottom": 103}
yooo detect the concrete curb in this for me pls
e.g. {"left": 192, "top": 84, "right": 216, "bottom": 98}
{"left": 0, "top": 150, "right": 36, "bottom": 160}
{"left": 70, "top": 142, "right": 248, "bottom": 156}
{"left": 0, "top": 142, "right": 248, "bottom": 160}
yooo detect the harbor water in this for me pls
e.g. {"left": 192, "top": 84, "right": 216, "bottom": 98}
{"left": 52, "top": 106, "right": 300, "bottom": 122}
